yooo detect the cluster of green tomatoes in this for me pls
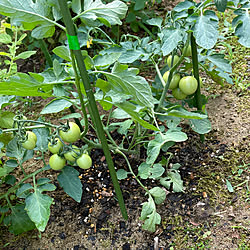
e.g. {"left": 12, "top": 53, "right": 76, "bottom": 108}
{"left": 21, "top": 122, "right": 92, "bottom": 171}
{"left": 163, "top": 47, "right": 202, "bottom": 100}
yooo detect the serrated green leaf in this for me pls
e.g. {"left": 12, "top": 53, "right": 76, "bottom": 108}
{"left": 146, "top": 17, "right": 163, "bottom": 30}
{"left": 0, "top": 111, "right": 15, "bottom": 128}
{"left": 6, "top": 137, "right": 25, "bottom": 161}
{"left": 161, "top": 28, "right": 185, "bottom": 56}
{"left": 0, "top": 0, "right": 57, "bottom": 39}
{"left": 40, "top": 98, "right": 72, "bottom": 114}
{"left": 160, "top": 170, "right": 184, "bottom": 192}
{"left": 72, "top": 0, "right": 81, "bottom": 14}
{"left": 7, "top": 204, "right": 35, "bottom": 235}
{"left": 214, "top": 0, "right": 228, "bottom": 12}
{"left": 116, "top": 169, "right": 128, "bottom": 180}
{"left": 193, "top": 11, "right": 219, "bottom": 49}
{"left": 207, "top": 54, "right": 232, "bottom": 73}
{"left": 149, "top": 187, "right": 166, "bottom": 205}
{"left": 166, "top": 108, "right": 207, "bottom": 119}
{"left": 0, "top": 73, "right": 53, "bottom": 97}
{"left": 25, "top": 191, "right": 53, "bottom": 232}
{"left": 79, "top": 0, "right": 128, "bottom": 26}
{"left": 189, "top": 118, "right": 211, "bottom": 134}
{"left": 57, "top": 166, "right": 82, "bottom": 203}
{"left": 174, "top": 0, "right": 195, "bottom": 12}
{"left": 138, "top": 163, "right": 151, "bottom": 179}
{"left": 140, "top": 196, "right": 155, "bottom": 221}
{"left": 146, "top": 131, "right": 187, "bottom": 165}
{"left": 149, "top": 164, "right": 165, "bottom": 179}
{"left": 33, "top": 123, "right": 50, "bottom": 152}
{"left": 142, "top": 210, "right": 161, "bottom": 232}
{"left": 94, "top": 52, "right": 121, "bottom": 68}
{"left": 103, "top": 62, "right": 155, "bottom": 108}
{"left": 37, "top": 183, "right": 56, "bottom": 193}
{"left": 234, "top": 10, "right": 250, "bottom": 48}
{"left": 0, "top": 95, "right": 15, "bottom": 109}
{"left": 16, "top": 183, "right": 33, "bottom": 198}
{"left": 134, "top": 0, "right": 147, "bottom": 10}
{"left": 52, "top": 45, "right": 71, "bottom": 61}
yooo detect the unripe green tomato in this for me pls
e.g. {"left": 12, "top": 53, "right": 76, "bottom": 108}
{"left": 49, "top": 154, "right": 66, "bottom": 171}
{"left": 48, "top": 138, "right": 63, "bottom": 154}
{"left": 77, "top": 154, "right": 92, "bottom": 169}
{"left": 179, "top": 76, "right": 198, "bottom": 95}
{"left": 64, "top": 145, "right": 80, "bottom": 162}
{"left": 22, "top": 131, "right": 37, "bottom": 150}
{"left": 183, "top": 45, "right": 192, "bottom": 57}
{"left": 167, "top": 55, "right": 179, "bottom": 68}
{"left": 59, "top": 122, "right": 81, "bottom": 143}
{"left": 162, "top": 71, "right": 181, "bottom": 90}
{"left": 172, "top": 88, "right": 187, "bottom": 100}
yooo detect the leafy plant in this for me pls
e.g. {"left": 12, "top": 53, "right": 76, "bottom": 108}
{"left": 0, "top": 0, "right": 249, "bottom": 234}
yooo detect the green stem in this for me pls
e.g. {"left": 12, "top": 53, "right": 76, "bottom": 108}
{"left": 0, "top": 166, "right": 46, "bottom": 200}
{"left": 58, "top": 0, "right": 128, "bottom": 220}
{"left": 137, "top": 22, "right": 156, "bottom": 39}
{"left": 116, "top": 149, "right": 150, "bottom": 195}
{"left": 38, "top": 39, "right": 53, "bottom": 67}
{"left": 70, "top": 51, "right": 89, "bottom": 137}
{"left": 190, "top": 32, "right": 205, "bottom": 142}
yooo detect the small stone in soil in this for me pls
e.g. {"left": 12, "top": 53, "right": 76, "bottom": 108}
{"left": 73, "top": 245, "right": 80, "bottom": 250}
{"left": 122, "top": 242, "right": 131, "bottom": 250}
{"left": 58, "top": 232, "right": 66, "bottom": 239}
{"left": 88, "top": 236, "right": 96, "bottom": 241}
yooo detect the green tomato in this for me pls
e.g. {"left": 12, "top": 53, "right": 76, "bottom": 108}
{"left": 76, "top": 154, "right": 92, "bottom": 169}
{"left": 167, "top": 55, "right": 179, "bottom": 68}
{"left": 179, "top": 76, "right": 198, "bottom": 95}
{"left": 172, "top": 88, "right": 187, "bottom": 100}
{"left": 22, "top": 131, "right": 37, "bottom": 150}
{"left": 49, "top": 154, "right": 66, "bottom": 171}
{"left": 59, "top": 122, "right": 81, "bottom": 143}
{"left": 183, "top": 45, "right": 192, "bottom": 57}
{"left": 64, "top": 145, "right": 80, "bottom": 162}
{"left": 162, "top": 71, "right": 181, "bottom": 89}
{"left": 48, "top": 138, "right": 63, "bottom": 154}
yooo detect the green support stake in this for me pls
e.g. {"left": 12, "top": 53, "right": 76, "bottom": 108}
{"left": 57, "top": 0, "right": 128, "bottom": 220}
{"left": 190, "top": 33, "right": 205, "bottom": 142}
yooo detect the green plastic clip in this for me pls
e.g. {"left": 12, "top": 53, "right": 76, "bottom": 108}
{"left": 66, "top": 34, "right": 80, "bottom": 50}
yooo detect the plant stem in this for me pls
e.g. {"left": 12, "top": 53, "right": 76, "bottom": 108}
{"left": 137, "top": 22, "right": 156, "bottom": 39}
{"left": 58, "top": 0, "right": 128, "bottom": 220}
{"left": 38, "top": 39, "right": 53, "bottom": 67}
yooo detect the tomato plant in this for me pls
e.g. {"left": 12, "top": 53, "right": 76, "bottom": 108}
{"left": 0, "top": 0, "right": 248, "bottom": 236}
{"left": 76, "top": 153, "right": 92, "bottom": 169}
{"left": 179, "top": 76, "right": 198, "bottom": 95}
{"left": 59, "top": 122, "right": 81, "bottom": 143}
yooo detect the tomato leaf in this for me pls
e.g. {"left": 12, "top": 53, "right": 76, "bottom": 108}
{"left": 174, "top": 0, "right": 195, "bottom": 12}
{"left": 193, "top": 10, "right": 219, "bottom": 49}
{"left": 149, "top": 164, "right": 165, "bottom": 179}
{"left": 102, "top": 62, "right": 156, "bottom": 109}
{"left": 207, "top": 53, "right": 232, "bottom": 73}
{"left": 142, "top": 210, "right": 161, "bottom": 232}
{"left": 52, "top": 46, "right": 71, "bottom": 61}
{"left": 116, "top": 169, "right": 128, "bottom": 180}
{"left": 233, "top": 9, "right": 250, "bottom": 48}
{"left": 33, "top": 124, "right": 50, "bottom": 152}
{"left": 0, "top": 73, "right": 53, "bottom": 97}
{"left": 79, "top": 0, "right": 128, "bottom": 27}
{"left": 25, "top": 190, "right": 53, "bottom": 232}
{"left": 57, "top": 166, "right": 83, "bottom": 203}
{"left": 146, "top": 130, "right": 187, "bottom": 165}
{"left": 149, "top": 187, "right": 166, "bottom": 205}
{"left": 14, "top": 51, "right": 36, "bottom": 60}
{"left": 160, "top": 170, "right": 184, "bottom": 193}
{"left": 40, "top": 98, "right": 73, "bottom": 114}
{"left": 161, "top": 27, "right": 185, "bottom": 56}
{"left": 0, "top": 0, "right": 56, "bottom": 39}
{"left": 214, "top": 0, "right": 228, "bottom": 12}
{"left": 5, "top": 204, "right": 35, "bottom": 235}
{"left": 189, "top": 118, "right": 211, "bottom": 134}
